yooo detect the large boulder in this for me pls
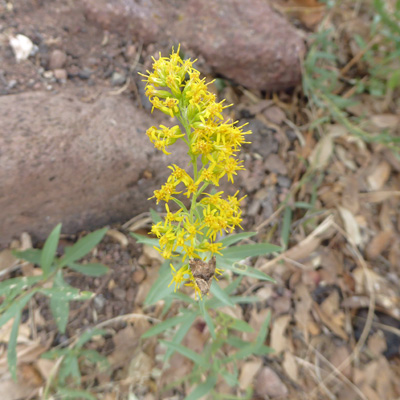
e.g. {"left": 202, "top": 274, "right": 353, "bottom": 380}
{"left": 0, "top": 88, "right": 187, "bottom": 245}
{"left": 83, "top": 0, "right": 305, "bottom": 91}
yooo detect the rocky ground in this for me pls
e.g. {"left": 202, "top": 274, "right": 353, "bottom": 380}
{"left": 0, "top": 0, "right": 400, "bottom": 399}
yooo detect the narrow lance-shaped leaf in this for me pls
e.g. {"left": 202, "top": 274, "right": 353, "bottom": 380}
{"left": 12, "top": 248, "right": 42, "bottom": 265}
{"left": 49, "top": 271, "right": 69, "bottom": 334}
{"left": 58, "top": 228, "right": 108, "bottom": 268}
{"left": 40, "top": 223, "right": 62, "bottom": 276}
{"left": 7, "top": 312, "right": 21, "bottom": 381}
{"left": 67, "top": 262, "right": 109, "bottom": 277}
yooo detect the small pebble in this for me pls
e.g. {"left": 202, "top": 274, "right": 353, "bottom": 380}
{"left": 132, "top": 268, "right": 146, "bottom": 283}
{"left": 7, "top": 79, "right": 17, "bottom": 89}
{"left": 49, "top": 49, "right": 67, "bottom": 70}
{"left": 43, "top": 70, "right": 54, "bottom": 79}
{"left": 53, "top": 68, "right": 67, "bottom": 81}
{"left": 111, "top": 71, "right": 126, "bottom": 86}
{"left": 277, "top": 175, "right": 292, "bottom": 188}
{"left": 78, "top": 68, "right": 92, "bottom": 80}
{"left": 94, "top": 294, "right": 106, "bottom": 310}
{"left": 113, "top": 287, "right": 126, "bottom": 300}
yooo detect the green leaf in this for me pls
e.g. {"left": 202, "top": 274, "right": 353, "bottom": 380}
{"left": 144, "top": 260, "right": 174, "bottom": 306}
{"left": 58, "top": 228, "right": 108, "bottom": 268}
{"left": 0, "top": 291, "right": 36, "bottom": 328}
{"left": 150, "top": 208, "right": 163, "bottom": 224}
{"left": 199, "top": 300, "right": 216, "bottom": 339}
{"left": 219, "top": 243, "right": 281, "bottom": 260}
{"left": 7, "top": 312, "right": 21, "bottom": 381}
{"left": 0, "top": 276, "right": 42, "bottom": 298}
{"left": 281, "top": 207, "right": 292, "bottom": 249}
{"left": 59, "top": 355, "right": 81, "bottom": 385}
{"left": 220, "top": 367, "right": 238, "bottom": 387}
{"left": 185, "top": 376, "right": 217, "bottom": 400}
{"left": 160, "top": 340, "right": 205, "bottom": 366}
{"left": 255, "top": 310, "right": 271, "bottom": 348}
{"left": 12, "top": 248, "right": 42, "bottom": 265}
{"left": 41, "top": 348, "right": 70, "bottom": 359}
{"left": 216, "top": 258, "right": 275, "bottom": 282}
{"left": 229, "top": 317, "right": 254, "bottom": 333}
{"left": 68, "top": 262, "right": 109, "bottom": 277}
{"left": 165, "top": 311, "right": 197, "bottom": 360}
{"left": 40, "top": 287, "right": 93, "bottom": 302}
{"left": 56, "top": 387, "right": 96, "bottom": 400}
{"left": 75, "top": 329, "right": 107, "bottom": 349}
{"left": 209, "top": 282, "right": 235, "bottom": 307}
{"left": 170, "top": 197, "right": 189, "bottom": 214}
{"left": 223, "top": 276, "right": 243, "bottom": 295}
{"left": 130, "top": 232, "right": 159, "bottom": 247}
{"left": 218, "top": 232, "right": 257, "bottom": 247}
{"left": 40, "top": 223, "right": 62, "bottom": 276}
{"left": 142, "top": 314, "right": 187, "bottom": 339}
{"left": 80, "top": 349, "right": 108, "bottom": 365}
{"left": 294, "top": 201, "right": 313, "bottom": 209}
{"left": 50, "top": 295, "right": 69, "bottom": 334}
{"left": 50, "top": 272, "right": 69, "bottom": 334}
{"left": 227, "top": 343, "right": 257, "bottom": 361}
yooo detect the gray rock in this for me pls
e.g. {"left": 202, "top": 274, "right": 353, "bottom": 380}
{"left": 83, "top": 0, "right": 304, "bottom": 91}
{"left": 83, "top": 0, "right": 167, "bottom": 44}
{"left": 175, "top": 0, "right": 305, "bottom": 90}
{"left": 0, "top": 88, "right": 188, "bottom": 245}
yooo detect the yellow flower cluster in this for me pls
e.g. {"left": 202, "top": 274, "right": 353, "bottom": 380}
{"left": 140, "top": 46, "right": 250, "bottom": 297}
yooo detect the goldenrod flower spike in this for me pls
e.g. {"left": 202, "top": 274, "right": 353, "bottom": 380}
{"left": 140, "top": 45, "right": 251, "bottom": 298}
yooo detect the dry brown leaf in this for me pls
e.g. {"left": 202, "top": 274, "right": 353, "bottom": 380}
{"left": 308, "top": 133, "right": 334, "bottom": 170}
{"left": 313, "top": 297, "right": 348, "bottom": 341}
{"left": 141, "top": 245, "right": 163, "bottom": 264}
{"left": 286, "top": 0, "right": 325, "bottom": 28}
{"left": 341, "top": 175, "right": 360, "bottom": 214}
{"left": 367, "top": 161, "right": 391, "bottom": 190}
{"left": 282, "top": 351, "right": 298, "bottom": 382}
{"left": 366, "top": 230, "right": 394, "bottom": 259}
{"left": 389, "top": 239, "right": 400, "bottom": 270}
{"left": 328, "top": 345, "right": 352, "bottom": 379}
{"left": 238, "top": 359, "right": 262, "bottom": 390}
{"left": 367, "top": 331, "right": 387, "bottom": 357}
{"left": 0, "top": 340, "right": 48, "bottom": 374}
{"left": 359, "top": 190, "right": 400, "bottom": 203}
{"left": 370, "top": 114, "right": 399, "bottom": 129}
{"left": 0, "top": 249, "right": 18, "bottom": 272}
{"left": 270, "top": 315, "right": 291, "bottom": 355}
{"left": 122, "top": 351, "right": 153, "bottom": 386}
{"left": 36, "top": 358, "right": 57, "bottom": 381}
{"left": 335, "top": 145, "right": 358, "bottom": 171}
{"left": 294, "top": 283, "right": 313, "bottom": 343}
{"left": 0, "top": 378, "right": 39, "bottom": 400}
{"left": 183, "top": 320, "right": 209, "bottom": 354}
{"left": 255, "top": 366, "right": 288, "bottom": 398}
{"left": 375, "top": 357, "right": 395, "bottom": 399}
{"left": 338, "top": 206, "right": 362, "bottom": 246}
{"left": 20, "top": 232, "right": 32, "bottom": 250}
{"left": 106, "top": 229, "right": 129, "bottom": 248}
{"left": 282, "top": 216, "right": 335, "bottom": 262}
{"left": 108, "top": 324, "right": 141, "bottom": 368}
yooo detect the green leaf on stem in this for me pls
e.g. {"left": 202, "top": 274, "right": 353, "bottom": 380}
{"left": 58, "top": 228, "right": 108, "bottom": 268}
{"left": 40, "top": 223, "right": 62, "bottom": 276}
